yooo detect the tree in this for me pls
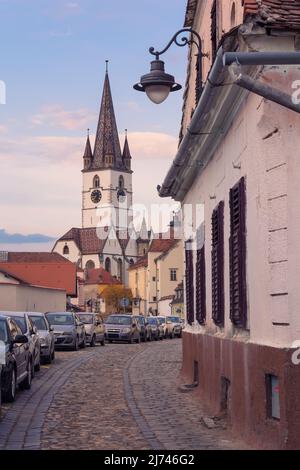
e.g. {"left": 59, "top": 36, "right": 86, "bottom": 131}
{"left": 101, "top": 285, "right": 133, "bottom": 314}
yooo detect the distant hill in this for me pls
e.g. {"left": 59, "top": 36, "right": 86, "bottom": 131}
{"left": 0, "top": 229, "right": 56, "bottom": 244}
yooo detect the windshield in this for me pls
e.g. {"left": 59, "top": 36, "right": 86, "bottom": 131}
{"left": 46, "top": 314, "right": 74, "bottom": 326}
{"left": 157, "top": 318, "right": 165, "bottom": 325}
{"left": 10, "top": 316, "right": 27, "bottom": 334}
{"left": 136, "top": 317, "right": 145, "bottom": 325}
{"left": 148, "top": 318, "right": 157, "bottom": 325}
{"left": 29, "top": 316, "right": 48, "bottom": 331}
{"left": 105, "top": 316, "right": 131, "bottom": 325}
{"left": 167, "top": 317, "right": 180, "bottom": 323}
{"left": 0, "top": 319, "right": 8, "bottom": 342}
{"left": 77, "top": 314, "right": 93, "bottom": 325}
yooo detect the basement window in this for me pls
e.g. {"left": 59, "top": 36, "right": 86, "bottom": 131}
{"left": 266, "top": 374, "right": 280, "bottom": 420}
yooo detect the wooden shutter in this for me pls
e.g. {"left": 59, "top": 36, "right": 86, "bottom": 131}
{"left": 196, "top": 245, "right": 206, "bottom": 324}
{"left": 211, "top": 201, "right": 224, "bottom": 326}
{"left": 185, "top": 244, "right": 194, "bottom": 325}
{"left": 211, "top": 0, "right": 218, "bottom": 62}
{"left": 229, "top": 177, "right": 247, "bottom": 328}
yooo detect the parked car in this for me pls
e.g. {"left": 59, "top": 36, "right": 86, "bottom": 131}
{"left": 77, "top": 312, "right": 105, "bottom": 347}
{"left": 0, "top": 315, "right": 32, "bottom": 402}
{"left": 135, "top": 315, "right": 152, "bottom": 342}
{"left": 45, "top": 312, "right": 86, "bottom": 351}
{"left": 166, "top": 316, "right": 183, "bottom": 338}
{"left": 157, "top": 316, "right": 174, "bottom": 339}
{"left": 0, "top": 311, "right": 41, "bottom": 374}
{"left": 105, "top": 315, "right": 140, "bottom": 344}
{"left": 28, "top": 313, "right": 55, "bottom": 364}
{"left": 147, "top": 317, "right": 164, "bottom": 341}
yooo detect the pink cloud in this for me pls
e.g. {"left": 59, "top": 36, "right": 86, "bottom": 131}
{"left": 30, "top": 105, "right": 97, "bottom": 131}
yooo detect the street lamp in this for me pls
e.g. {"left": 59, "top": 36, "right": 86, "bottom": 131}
{"left": 134, "top": 28, "right": 208, "bottom": 104}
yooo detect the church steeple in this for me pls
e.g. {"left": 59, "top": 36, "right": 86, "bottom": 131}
{"left": 93, "top": 63, "right": 123, "bottom": 170}
{"left": 83, "top": 129, "right": 93, "bottom": 170}
{"left": 122, "top": 129, "right": 132, "bottom": 171}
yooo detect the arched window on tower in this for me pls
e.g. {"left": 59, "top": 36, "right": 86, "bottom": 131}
{"left": 63, "top": 245, "right": 69, "bottom": 255}
{"left": 119, "top": 176, "right": 124, "bottom": 189}
{"left": 105, "top": 257, "right": 111, "bottom": 274}
{"left": 93, "top": 175, "right": 100, "bottom": 188}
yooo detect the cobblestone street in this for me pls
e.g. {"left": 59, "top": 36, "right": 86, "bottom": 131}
{"left": 0, "top": 340, "right": 248, "bottom": 450}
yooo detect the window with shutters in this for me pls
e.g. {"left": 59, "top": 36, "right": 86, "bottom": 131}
{"left": 196, "top": 245, "right": 206, "bottom": 325}
{"left": 195, "top": 55, "right": 203, "bottom": 106}
{"left": 229, "top": 177, "right": 247, "bottom": 328}
{"left": 185, "top": 243, "right": 194, "bottom": 325}
{"left": 211, "top": 201, "right": 224, "bottom": 326}
{"left": 211, "top": 0, "right": 218, "bottom": 62}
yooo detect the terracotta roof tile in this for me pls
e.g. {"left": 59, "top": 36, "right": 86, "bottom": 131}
{"left": 149, "top": 238, "right": 178, "bottom": 254}
{"left": 128, "top": 256, "right": 148, "bottom": 270}
{"left": 84, "top": 267, "right": 121, "bottom": 285}
{"left": 59, "top": 228, "right": 107, "bottom": 255}
{"left": 0, "top": 261, "right": 77, "bottom": 296}
{"left": 244, "top": 0, "right": 300, "bottom": 30}
{"left": 0, "top": 252, "right": 69, "bottom": 263}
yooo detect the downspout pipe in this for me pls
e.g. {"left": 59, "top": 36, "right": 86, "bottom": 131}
{"left": 232, "top": 71, "right": 300, "bottom": 114}
{"left": 223, "top": 52, "right": 300, "bottom": 66}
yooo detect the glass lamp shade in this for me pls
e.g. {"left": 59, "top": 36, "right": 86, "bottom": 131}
{"left": 145, "top": 84, "right": 171, "bottom": 104}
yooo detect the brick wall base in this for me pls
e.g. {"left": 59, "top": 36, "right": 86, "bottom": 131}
{"left": 181, "top": 331, "right": 300, "bottom": 449}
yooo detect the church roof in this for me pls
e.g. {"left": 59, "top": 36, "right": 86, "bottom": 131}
{"left": 83, "top": 134, "right": 93, "bottom": 159}
{"left": 122, "top": 133, "right": 132, "bottom": 161}
{"left": 92, "top": 71, "right": 123, "bottom": 170}
{"left": 84, "top": 267, "right": 121, "bottom": 285}
{"left": 58, "top": 228, "right": 107, "bottom": 255}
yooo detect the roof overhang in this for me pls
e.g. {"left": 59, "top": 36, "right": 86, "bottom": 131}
{"left": 159, "top": 46, "right": 252, "bottom": 201}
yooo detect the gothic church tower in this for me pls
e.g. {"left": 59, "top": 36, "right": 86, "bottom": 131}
{"left": 82, "top": 68, "right": 133, "bottom": 231}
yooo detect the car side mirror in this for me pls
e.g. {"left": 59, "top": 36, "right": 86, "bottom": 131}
{"left": 13, "top": 334, "right": 28, "bottom": 344}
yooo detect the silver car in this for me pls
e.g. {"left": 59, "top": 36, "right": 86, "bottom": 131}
{"left": 45, "top": 312, "right": 86, "bottom": 351}
{"left": 0, "top": 311, "right": 41, "bottom": 375}
{"left": 29, "top": 313, "right": 55, "bottom": 364}
{"left": 77, "top": 313, "right": 105, "bottom": 347}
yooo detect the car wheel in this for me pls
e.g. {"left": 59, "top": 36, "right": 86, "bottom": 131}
{"left": 51, "top": 347, "right": 55, "bottom": 361}
{"left": 21, "top": 359, "right": 32, "bottom": 390}
{"left": 90, "top": 335, "right": 96, "bottom": 347}
{"left": 100, "top": 337, "right": 105, "bottom": 346}
{"left": 3, "top": 366, "right": 17, "bottom": 403}
{"left": 44, "top": 353, "right": 52, "bottom": 364}
{"left": 80, "top": 336, "right": 86, "bottom": 349}
{"left": 108, "top": 340, "right": 113, "bottom": 344}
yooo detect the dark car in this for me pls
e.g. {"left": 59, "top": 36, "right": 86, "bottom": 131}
{"left": 147, "top": 317, "right": 164, "bottom": 341}
{"left": 0, "top": 315, "right": 32, "bottom": 402}
{"left": 45, "top": 312, "right": 86, "bottom": 351}
{"left": 0, "top": 311, "right": 41, "bottom": 374}
{"left": 105, "top": 315, "right": 140, "bottom": 344}
{"left": 135, "top": 315, "right": 152, "bottom": 342}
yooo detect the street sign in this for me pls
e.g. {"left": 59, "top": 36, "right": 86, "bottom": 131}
{"left": 120, "top": 298, "right": 130, "bottom": 308}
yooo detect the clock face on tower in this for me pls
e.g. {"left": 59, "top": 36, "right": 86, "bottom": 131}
{"left": 91, "top": 190, "right": 102, "bottom": 204}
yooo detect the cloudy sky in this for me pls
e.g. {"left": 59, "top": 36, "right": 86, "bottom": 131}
{"left": 0, "top": 0, "right": 187, "bottom": 250}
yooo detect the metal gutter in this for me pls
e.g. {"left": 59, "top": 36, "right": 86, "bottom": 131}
{"left": 224, "top": 51, "right": 300, "bottom": 66}
{"left": 159, "top": 49, "right": 300, "bottom": 200}
{"left": 159, "top": 47, "right": 225, "bottom": 198}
